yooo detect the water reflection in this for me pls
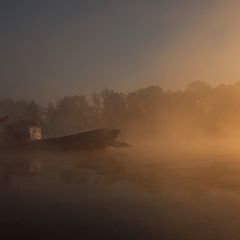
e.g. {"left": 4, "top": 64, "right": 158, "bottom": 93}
{"left": 2, "top": 150, "right": 240, "bottom": 239}
{"left": 2, "top": 151, "right": 240, "bottom": 194}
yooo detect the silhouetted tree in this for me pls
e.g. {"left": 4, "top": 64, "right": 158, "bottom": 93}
{"left": 2, "top": 81, "right": 240, "bottom": 140}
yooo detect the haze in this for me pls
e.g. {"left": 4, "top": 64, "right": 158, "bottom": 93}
{"left": 3, "top": 2, "right": 240, "bottom": 239}
{"left": 1, "top": 0, "right": 239, "bottom": 103}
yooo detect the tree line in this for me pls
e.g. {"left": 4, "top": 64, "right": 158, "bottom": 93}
{"left": 1, "top": 81, "right": 240, "bottom": 140}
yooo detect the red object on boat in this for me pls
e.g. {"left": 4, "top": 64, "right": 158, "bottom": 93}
{"left": 0, "top": 115, "right": 9, "bottom": 124}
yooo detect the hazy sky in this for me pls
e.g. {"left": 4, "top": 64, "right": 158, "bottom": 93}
{"left": 1, "top": 0, "right": 239, "bottom": 103}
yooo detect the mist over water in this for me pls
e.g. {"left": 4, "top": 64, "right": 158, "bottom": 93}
{"left": 2, "top": 1, "right": 240, "bottom": 239}
{"left": 1, "top": 148, "right": 240, "bottom": 239}
{"left": 2, "top": 81, "right": 240, "bottom": 239}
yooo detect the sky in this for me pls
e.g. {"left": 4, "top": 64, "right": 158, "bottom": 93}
{"left": 0, "top": 0, "right": 239, "bottom": 103}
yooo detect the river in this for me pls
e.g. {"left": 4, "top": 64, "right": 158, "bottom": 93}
{"left": 1, "top": 148, "right": 240, "bottom": 239}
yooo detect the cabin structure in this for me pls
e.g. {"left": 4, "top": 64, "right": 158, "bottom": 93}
{"left": 4, "top": 120, "right": 41, "bottom": 142}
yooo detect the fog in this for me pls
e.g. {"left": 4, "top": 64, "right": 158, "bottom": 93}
{"left": 3, "top": 1, "right": 240, "bottom": 239}
{"left": 2, "top": 81, "right": 240, "bottom": 154}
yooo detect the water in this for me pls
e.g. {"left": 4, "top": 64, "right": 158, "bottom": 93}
{"left": 1, "top": 149, "right": 240, "bottom": 239}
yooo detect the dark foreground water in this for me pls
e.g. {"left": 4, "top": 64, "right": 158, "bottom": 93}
{"left": 1, "top": 149, "right": 240, "bottom": 239}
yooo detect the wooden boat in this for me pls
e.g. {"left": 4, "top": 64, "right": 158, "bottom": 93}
{"left": 0, "top": 115, "right": 129, "bottom": 152}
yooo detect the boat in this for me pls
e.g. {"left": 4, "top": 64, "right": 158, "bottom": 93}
{"left": 0, "top": 115, "right": 129, "bottom": 152}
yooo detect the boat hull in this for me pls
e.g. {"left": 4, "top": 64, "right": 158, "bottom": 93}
{"left": 0, "top": 129, "right": 129, "bottom": 152}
